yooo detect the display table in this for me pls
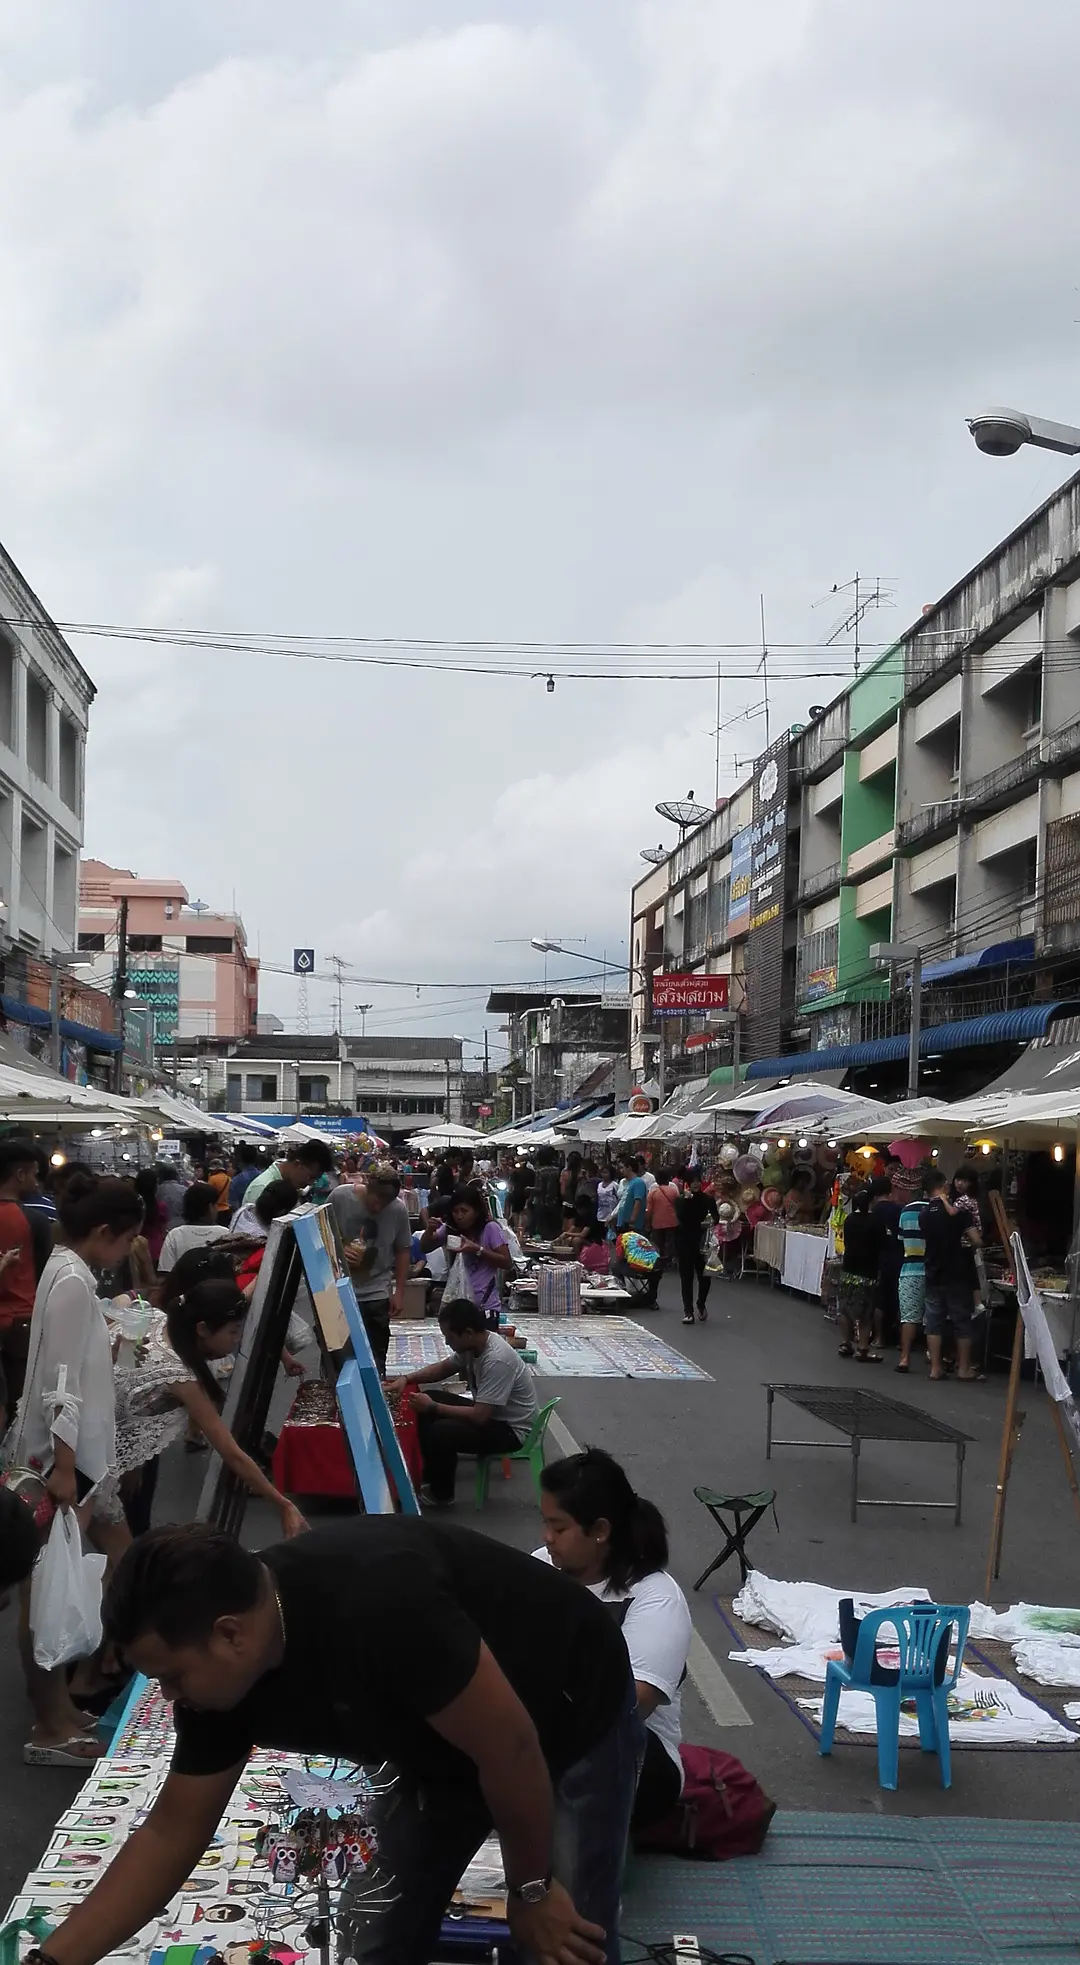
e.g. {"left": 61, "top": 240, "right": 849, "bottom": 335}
{"left": 781, "top": 1227, "right": 829, "bottom": 1297}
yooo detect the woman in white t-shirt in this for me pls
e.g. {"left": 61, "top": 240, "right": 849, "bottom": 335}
{"left": 534, "top": 1445, "right": 691, "bottom": 1830}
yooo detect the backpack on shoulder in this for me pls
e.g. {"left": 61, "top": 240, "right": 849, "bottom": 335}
{"left": 634, "top": 1745, "right": 776, "bottom": 1861}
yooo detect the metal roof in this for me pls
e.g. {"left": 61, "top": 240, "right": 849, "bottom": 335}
{"left": 921, "top": 937, "right": 1035, "bottom": 984}
{"left": 745, "top": 1002, "right": 1080, "bottom": 1079}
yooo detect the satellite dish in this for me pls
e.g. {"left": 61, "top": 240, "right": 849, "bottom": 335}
{"left": 640, "top": 846, "right": 668, "bottom": 865}
{"left": 656, "top": 798, "right": 713, "bottom": 830}
{"left": 187, "top": 898, "right": 210, "bottom": 915}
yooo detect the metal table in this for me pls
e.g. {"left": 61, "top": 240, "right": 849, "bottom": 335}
{"left": 765, "top": 1382, "right": 972, "bottom": 1524}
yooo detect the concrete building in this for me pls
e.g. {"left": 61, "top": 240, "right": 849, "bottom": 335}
{"left": 628, "top": 469, "right": 1080, "bottom": 1095}
{"left": 487, "top": 987, "right": 629, "bottom": 1112}
{"left": 171, "top": 1032, "right": 464, "bottom": 1135}
{"left": 0, "top": 544, "right": 94, "bottom": 956}
{"left": 76, "top": 861, "right": 259, "bottom": 1044}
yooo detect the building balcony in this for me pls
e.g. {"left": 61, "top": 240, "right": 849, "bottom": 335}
{"left": 845, "top": 829, "right": 896, "bottom": 881}
{"left": 896, "top": 799, "right": 963, "bottom": 854}
{"left": 797, "top": 860, "right": 842, "bottom": 906}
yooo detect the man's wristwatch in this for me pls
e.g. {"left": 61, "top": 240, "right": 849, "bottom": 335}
{"left": 509, "top": 1876, "right": 551, "bottom": 1905}
{"left": 25, "top": 1949, "right": 62, "bottom": 1965}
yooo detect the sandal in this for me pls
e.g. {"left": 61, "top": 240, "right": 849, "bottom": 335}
{"left": 838, "top": 1343, "right": 854, "bottom": 1358}
{"left": 894, "top": 1361, "right": 910, "bottom": 1372}
{"left": 682, "top": 1314, "right": 695, "bottom": 1325}
{"left": 956, "top": 1370, "right": 987, "bottom": 1382}
{"left": 24, "top": 1734, "right": 105, "bottom": 1767}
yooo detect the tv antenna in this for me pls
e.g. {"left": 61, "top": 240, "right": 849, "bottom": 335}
{"left": 815, "top": 572, "right": 894, "bottom": 678}
{"left": 655, "top": 792, "right": 713, "bottom": 836}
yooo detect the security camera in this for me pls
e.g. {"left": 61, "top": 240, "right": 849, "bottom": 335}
{"left": 967, "top": 409, "right": 1032, "bottom": 457}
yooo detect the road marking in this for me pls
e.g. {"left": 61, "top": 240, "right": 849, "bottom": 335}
{"left": 545, "top": 1411, "right": 753, "bottom": 1727}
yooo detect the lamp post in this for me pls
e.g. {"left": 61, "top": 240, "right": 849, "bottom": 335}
{"left": 353, "top": 1002, "right": 372, "bottom": 1039}
{"left": 967, "top": 409, "right": 1080, "bottom": 458}
{"left": 870, "top": 941, "right": 923, "bottom": 1099}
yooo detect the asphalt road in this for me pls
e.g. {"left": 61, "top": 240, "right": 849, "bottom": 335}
{"left": 2, "top": 1268, "right": 1077, "bottom": 1909}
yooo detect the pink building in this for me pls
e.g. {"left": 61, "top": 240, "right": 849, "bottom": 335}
{"left": 76, "top": 859, "right": 258, "bottom": 1042}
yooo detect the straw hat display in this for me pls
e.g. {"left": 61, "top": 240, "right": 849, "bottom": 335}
{"left": 733, "top": 1153, "right": 763, "bottom": 1184}
{"left": 718, "top": 1140, "right": 741, "bottom": 1168}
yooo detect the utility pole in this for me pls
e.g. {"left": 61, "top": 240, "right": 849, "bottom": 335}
{"left": 329, "top": 954, "right": 346, "bottom": 1034}
{"left": 48, "top": 959, "right": 61, "bottom": 1072}
{"left": 483, "top": 1028, "right": 490, "bottom": 1101}
{"left": 112, "top": 896, "right": 129, "bottom": 1093}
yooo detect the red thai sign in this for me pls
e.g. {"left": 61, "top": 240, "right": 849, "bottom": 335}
{"left": 651, "top": 972, "right": 730, "bottom": 1016}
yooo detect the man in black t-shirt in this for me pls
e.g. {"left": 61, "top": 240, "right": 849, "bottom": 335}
{"left": 37, "top": 1520, "right": 636, "bottom": 1965}
{"left": 922, "top": 1173, "right": 982, "bottom": 1381}
{"left": 673, "top": 1168, "right": 720, "bottom": 1324}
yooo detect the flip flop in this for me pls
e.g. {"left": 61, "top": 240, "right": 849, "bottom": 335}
{"left": 838, "top": 1343, "right": 854, "bottom": 1358}
{"left": 956, "top": 1371, "right": 987, "bottom": 1382}
{"left": 24, "top": 1735, "right": 105, "bottom": 1767}
{"left": 894, "top": 1362, "right": 910, "bottom": 1372}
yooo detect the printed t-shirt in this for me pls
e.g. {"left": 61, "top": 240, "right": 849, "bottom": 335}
{"left": 328, "top": 1186, "right": 412, "bottom": 1302}
{"left": 171, "top": 1518, "right": 631, "bottom": 1783}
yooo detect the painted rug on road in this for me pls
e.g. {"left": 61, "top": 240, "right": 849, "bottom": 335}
{"left": 624, "top": 1815, "right": 1080, "bottom": 1965}
{"left": 386, "top": 1317, "right": 711, "bottom": 1381}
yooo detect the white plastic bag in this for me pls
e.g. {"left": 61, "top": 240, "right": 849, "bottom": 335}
{"left": 30, "top": 1508, "right": 107, "bottom": 1670}
{"left": 441, "top": 1255, "right": 473, "bottom": 1306}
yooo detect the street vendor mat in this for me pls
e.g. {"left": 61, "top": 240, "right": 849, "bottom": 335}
{"left": 386, "top": 1317, "right": 711, "bottom": 1381}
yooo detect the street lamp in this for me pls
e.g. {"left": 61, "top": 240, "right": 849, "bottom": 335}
{"left": 967, "top": 408, "right": 1080, "bottom": 458}
{"left": 870, "top": 942, "right": 923, "bottom": 1098}
{"left": 354, "top": 1002, "right": 372, "bottom": 1038}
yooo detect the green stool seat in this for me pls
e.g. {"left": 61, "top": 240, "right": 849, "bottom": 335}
{"left": 692, "top": 1484, "right": 778, "bottom": 1591}
{"left": 474, "top": 1399, "right": 560, "bottom": 1510}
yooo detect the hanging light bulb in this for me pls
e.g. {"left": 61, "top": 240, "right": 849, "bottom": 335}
{"left": 1054, "top": 1143, "right": 1065, "bottom": 1163}
{"left": 798, "top": 1137, "right": 809, "bottom": 1149}
{"left": 546, "top": 674, "right": 555, "bottom": 694}
{"left": 980, "top": 1141, "right": 992, "bottom": 1155}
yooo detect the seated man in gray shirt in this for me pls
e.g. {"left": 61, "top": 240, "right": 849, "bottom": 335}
{"left": 397, "top": 1298, "right": 540, "bottom": 1505}
{"left": 328, "top": 1162, "right": 411, "bottom": 1374}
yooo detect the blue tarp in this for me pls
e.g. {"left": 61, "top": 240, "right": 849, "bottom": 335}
{"left": 746, "top": 1001, "right": 1080, "bottom": 1080}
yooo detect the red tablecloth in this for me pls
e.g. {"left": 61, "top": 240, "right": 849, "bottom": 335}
{"left": 272, "top": 1420, "right": 358, "bottom": 1498}
{"left": 272, "top": 1398, "right": 424, "bottom": 1499}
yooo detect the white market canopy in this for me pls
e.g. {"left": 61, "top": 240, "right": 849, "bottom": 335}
{"left": 406, "top": 1123, "right": 488, "bottom": 1150}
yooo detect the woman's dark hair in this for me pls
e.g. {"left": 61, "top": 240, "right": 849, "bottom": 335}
{"left": 134, "top": 1168, "right": 159, "bottom": 1211}
{"left": 158, "top": 1245, "right": 240, "bottom": 1309}
{"left": 166, "top": 1278, "right": 248, "bottom": 1408}
{"left": 106, "top": 1524, "right": 262, "bottom": 1648}
{"left": 56, "top": 1173, "right": 143, "bottom": 1242}
{"left": 869, "top": 1174, "right": 893, "bottom": 1199}
{"left": 849, "top": 1184, "right": 872, "bottom": 1214}
{"left": 573, "top": 1197, "right": 598, "bottom": 1228}
{"left": 451, "top": 1184, "right": 490, "bottom": 1227}
{"left": 536, "top": 1146, "right": 557, "bottom": 1168}
{"left": 541, "top": 1446, "right": 668, "bottom": 1591}
{"left": 53, "top": 1159, "right": 94, "bottom": 1194}
{"left": 579, "top": 1218, "right": 606, "bottom": 1245}
{"left": 254, "top": 1178, "right": 296, "bottom": 1228}
{"left": 181, "top": 1181, "right": 217, "bottom": 1226}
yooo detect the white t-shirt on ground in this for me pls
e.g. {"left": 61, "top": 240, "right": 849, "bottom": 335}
{"left": 533, "top": 1550, "right": 691, "bottom": 1774}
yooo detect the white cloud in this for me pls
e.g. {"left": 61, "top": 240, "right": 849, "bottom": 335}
{"left": 0, "top": 0, "right": 1076, "bottom": 1034}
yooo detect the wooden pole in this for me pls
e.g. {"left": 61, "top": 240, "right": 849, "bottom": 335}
{"left": 1050, "top": 1398, "right": 1080, "bottom": 1529}
{"left": 984, "top": 1309, "right": 1025, "bottom": 1599}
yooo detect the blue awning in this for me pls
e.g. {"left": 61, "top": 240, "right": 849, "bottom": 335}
{"left": 922, "top": 938, "right": 1035, "bottom": 984}
{"left": 746, "top": 1001, "right": 1080, "bottom": 1079}
{"left": 59, "top": 1018, "right": 122, "bottom": 1054}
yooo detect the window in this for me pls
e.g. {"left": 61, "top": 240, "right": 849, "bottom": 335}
{"left": 59, "top": 715, "right": 80, "bottom": 812}
{"left": 186, "top": 935, "right": 233, "bottom": 955}
{"left": 298, "top": 1075, "right": 330, "bottom": 1104}
{"left": 0, "top": 634, "right": 13, "bottom": 749}
{"left": 950, "top": 720, "right": 962, "bottom": 782}
{"left": 127, "top": 934, "right": 162, "bottom": 953}
{"left": 1021, "top": 840, "right": 1038, "bottom": 900}
{"left": 78, "top": 932, "right": 106, "bottom": 952}
{"left": 245, "top": 1074, "right": 277, "bottom": 1101}
{"left": 226, "top": 1074, "right": 242, "bottom": 1111}
{"left": 1025, "top": 664, "right": 1043, "bottom": 737}
{"left": 358, "top": 1093, "right": 443, "bottom": 1117}
{"left": 25, "top": 671, "right": 48, "bottom": 780}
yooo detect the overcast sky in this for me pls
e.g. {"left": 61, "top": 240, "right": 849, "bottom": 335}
{"left": 3, "top": 0, "right": 1079, "bottom": 1058}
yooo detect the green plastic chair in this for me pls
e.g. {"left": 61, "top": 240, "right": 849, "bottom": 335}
{"left": 474, "top": 1399, "right": 560, "bottom": 1510}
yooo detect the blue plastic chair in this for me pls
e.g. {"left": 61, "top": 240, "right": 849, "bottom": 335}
{"left": 818, "top": 1603, "right": 970, "bottom": 1790}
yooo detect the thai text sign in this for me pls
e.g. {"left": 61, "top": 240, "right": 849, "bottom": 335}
{"left": 651, "top": 972, "right": 730, "bottom": 1017}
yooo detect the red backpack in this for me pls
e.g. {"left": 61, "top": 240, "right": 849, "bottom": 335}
{"left": 634, "top": 1746, "right": 776, "bottom": 1861}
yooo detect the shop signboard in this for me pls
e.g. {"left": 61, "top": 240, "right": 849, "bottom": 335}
{"left": 727, "top": 827, "right": 753, "bottom": 937}
{"left": 744, "top": 735, "right": 791, "bottom": 1059}
{"left": 651, "top": 972, "right": 730, "bottom": 1017}
{"left": 804, "top": 964, "right": 838, "bottom": 1002}
{"left": 127, "top": 960, "right": 180, "bottom": 1044}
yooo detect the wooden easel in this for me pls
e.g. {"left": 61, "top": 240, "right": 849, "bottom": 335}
{"left": 984, "top": 1187, "right": 1080, "bottom": 1598}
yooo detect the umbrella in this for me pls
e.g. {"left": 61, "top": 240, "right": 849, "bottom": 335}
{"left": 403, "top": 1121, "right": 487, "bottom": 1146}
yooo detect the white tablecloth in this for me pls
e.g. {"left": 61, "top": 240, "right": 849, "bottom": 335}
{"left": 754, "top": 1222, "right": 786, "bottom": 1272}
{"left": 781, "top": 1228, "right": 829, "bottom": 1298}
